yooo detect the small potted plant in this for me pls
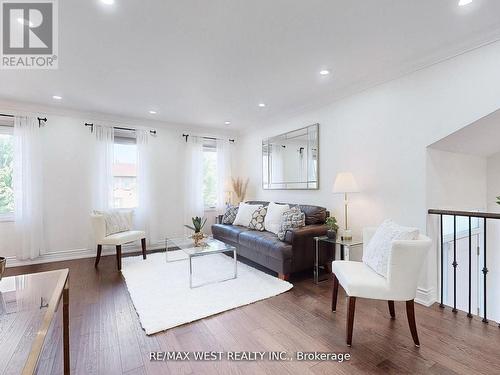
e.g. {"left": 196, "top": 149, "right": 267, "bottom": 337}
{"left": 325, "top": 216, "right": 339, "bottom": 240}
{"left": 185, "top": 216, "right": 207, "bottom": 247}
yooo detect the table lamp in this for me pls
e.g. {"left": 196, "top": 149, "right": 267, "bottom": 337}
{"left": 332, "top": 172, "right": 359, "bottom": 241}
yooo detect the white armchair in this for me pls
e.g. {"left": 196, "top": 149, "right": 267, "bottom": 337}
{"left": 331, "top": 227, "right": 431, "bottom": 347}
{"left": 91, "top": 211, "right": 147, "bottom": 271}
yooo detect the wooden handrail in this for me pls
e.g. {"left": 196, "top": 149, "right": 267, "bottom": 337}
{"left": 428, "top": 209, "right": 500, "bottom": 220}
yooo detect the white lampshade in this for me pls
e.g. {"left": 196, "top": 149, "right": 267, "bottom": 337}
{"left": 332, "top": 172, "right": 359, "bottom": 193}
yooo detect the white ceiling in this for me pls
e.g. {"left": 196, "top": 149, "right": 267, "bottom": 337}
{"left": 429, "top": 109, "right": 500, "bottom": 157}
{"left": 2, "top": 0, "right": 500, "bottom": 130}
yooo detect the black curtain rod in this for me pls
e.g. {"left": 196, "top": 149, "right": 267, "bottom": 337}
{"left": 85, "top": 122, "right": 156, "bottom": 136}
{"left": 0, "top": 114, "right": 46, "bottom": 127}
{"left": 182, "top": 133, "right": 235, "bottom": 143}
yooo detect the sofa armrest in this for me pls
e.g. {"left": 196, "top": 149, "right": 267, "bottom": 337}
{"left": 284, "top": 224, "right": 327, "bottom": 244}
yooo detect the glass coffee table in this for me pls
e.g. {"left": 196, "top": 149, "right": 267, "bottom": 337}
{"left": 165, "top": 236, "right": 237, "bottom": 288}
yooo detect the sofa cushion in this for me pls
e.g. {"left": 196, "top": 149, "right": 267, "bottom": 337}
{"left": 299, "top": 205, "right": 327, "bottom": 225}
{"left": 245, "top": 201, "right": 327, "bottom": 225}
{"left": 211, "top": 224, "right": 251, "bottom": 243}
{"left": 238, "top": 231, "right": 292, "bottom": 261}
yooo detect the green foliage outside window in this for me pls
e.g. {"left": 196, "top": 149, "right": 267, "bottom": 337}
{"left": 0, "top": 134, "right": 14, "bottom": 214}
{"left": 203, "top": 149, "right": 217, "bottom": 209}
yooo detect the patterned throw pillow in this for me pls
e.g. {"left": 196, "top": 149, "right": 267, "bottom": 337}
{"left": 277, "top": 207, "right": 305, "bottom": 241}
{"left": 222, "top": 205, "right": 239, "bottom": 224}
{"left": 248, "top": 206, "right": 267, "bottom": 231}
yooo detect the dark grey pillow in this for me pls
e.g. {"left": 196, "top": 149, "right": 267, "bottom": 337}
{"left": 277, "top": 207, "right": 305, "bottom": 241}
{"left": 248, "top": 206, "right": 267, "bottom": 231}
{"left": 222, "top": 205, "right": 239, "bottom": 224}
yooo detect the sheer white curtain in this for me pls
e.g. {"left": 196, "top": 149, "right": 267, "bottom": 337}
{"left": 135, "top": 129, "right": 151, "bottom": 240}
{"left": 93, "top": 125, "right": 114, "bottom": 211}
{"left": 184, "top": 136, "right": 204, "bottom": 229}
{"left": 14, "top": 116, "right": 44, "bottom": 260}
{"left": 216, "top": 139, "right": 232, "bottom": 212}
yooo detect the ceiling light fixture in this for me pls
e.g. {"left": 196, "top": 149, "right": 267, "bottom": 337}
{"left": 319, "top": 69, "right": 330, "bottom": 76}
{"left": 258, "top": 103, "right": 266, "bottom": 108}
{"left": 101, "top": 0, "right": 115, "bottom": 5}
{"left": 458, "top": 0, "right": 472, "bottom": 6}
{"left": 52, "top": 95, "right": 62, "bottom": 100}
{"left": 224, "top": 121, "right": 231, "bottom": 125}
{"left": 148, "top": 110, "right": 157, "bottom": 114}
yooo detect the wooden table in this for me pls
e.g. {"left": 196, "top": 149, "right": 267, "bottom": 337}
{"left": 0, "top": 269, "right": 70, "bottom": 374}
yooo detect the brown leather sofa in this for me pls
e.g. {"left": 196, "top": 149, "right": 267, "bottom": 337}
{"left": 211, "top": 201, "right": 330, "bottom": 279}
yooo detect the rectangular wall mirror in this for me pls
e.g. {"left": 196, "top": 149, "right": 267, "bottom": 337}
{"left": 262, "top": 123, "right": 319, "bottom": 190}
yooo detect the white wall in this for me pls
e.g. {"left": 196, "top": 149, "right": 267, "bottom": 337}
{"left": 236, "top": 41, "right": 500, "bottom": 305}
{"left": 426, "top": 148, "right": 487, "bottom": 212}
{"left": 0, "top": 106, "right": 235, "bottom": 264}
{"left": 486, "top": 151, "right": 500, "bottom": 323}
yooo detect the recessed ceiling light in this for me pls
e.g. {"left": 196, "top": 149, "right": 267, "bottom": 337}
{"left": 52, "top": 95, "right": 62, "bottom": 100}
{"left": 101, "top": 0, "right": 115, "bottom": 5}
{"left": 224, "top": 121, "right": 231, "bottom": 125}
{"left": 319, "top": 69, "right": 330, "bottom": 76}
{"left": 258, "top": 103, "right": 266, "bottom": 108}
{"left": 148, "top": 110, "right": 157, "bottom": 114}
{"left": 459, "top": 0, "right": 472, "bottom": 6}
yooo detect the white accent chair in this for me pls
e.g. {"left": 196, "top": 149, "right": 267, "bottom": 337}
{"left": 91, "top": 212, "right": 147, "bottom": 271}
{"left": 331, "top": 227, "right": 431, "bottom": 347}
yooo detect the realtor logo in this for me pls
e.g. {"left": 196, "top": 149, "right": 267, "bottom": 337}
{"left": 1, "top": 0, "right": 58, "bottom": 69}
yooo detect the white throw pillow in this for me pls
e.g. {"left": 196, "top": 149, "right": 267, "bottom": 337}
{"left": 264, "top": 202, "right": 290, "bottom": 234}
{"left": 233, "top": 203, "right": 262, "bottom": 227}
{"left": 362, "top": 219, "right": 419, "bottom": 278}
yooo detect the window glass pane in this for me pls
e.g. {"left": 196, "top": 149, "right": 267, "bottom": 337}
{"left": 203, "top": 148, "right": 217, "bottom": 209}
{"left": 0, "top": 133, "right": 14, "bottom": 214}
{"left": 113, "top": 142, "right": 137, "bottom": 209}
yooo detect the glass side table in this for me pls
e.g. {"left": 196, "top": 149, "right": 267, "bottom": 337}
{"left": 313, "top": 236, "right": 363, "bottom": 284}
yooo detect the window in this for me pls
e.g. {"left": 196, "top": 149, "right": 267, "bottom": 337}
{"left": 0, "top": 125, "right": 14, "bottom": 220}
{"left": 113, "top": 132, "right": 137, "bottom": 209}
{"left": 203, "top": 141, "right": 218, "bottom": 209}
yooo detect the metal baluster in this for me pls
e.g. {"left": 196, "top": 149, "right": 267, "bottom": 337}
{"left": 440, "top": 214, "right": 444, "bottom": 308}
{"left": 452, "top": 215, "right": 457, "bottom": 313}
{"left": 482, "top": 218, "right": 488, "bottom": 324}
{"left": 467, "top": 216, "right": 472, "bottom": 318}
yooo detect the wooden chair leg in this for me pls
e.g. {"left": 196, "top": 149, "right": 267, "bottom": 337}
{"left": 94, "top": 244, "right": 102, "bottom": 268}
{"left": 388, "top": 300, "right": 396, "bottom": 319}
{"left": 331, "top": 274, "right": 339, "bottom": 312}
{"left": 406, "top": 300, "right": 420, "bottom": 347}
{"left": 278, "top": 273, "right": 289, "bottom": 281}
{"left": 346, "top": 296, "right": 356, "bottom": 346}
{"left": 141, "top": 238, "right": 147, "bottom": 260}
{"left": 116, "top": 245, "right": 122, "bottom": 271}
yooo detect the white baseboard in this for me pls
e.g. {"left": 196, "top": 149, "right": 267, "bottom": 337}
{"left": 415, "top": 287, "right": 436, "bottom": 307}
{"left": 5, "top": 242, "right": 165, "bottom": 268}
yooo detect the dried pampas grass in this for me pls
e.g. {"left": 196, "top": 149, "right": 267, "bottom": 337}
{"left": 231, "top": 177, "right": 249, "bottom": 203}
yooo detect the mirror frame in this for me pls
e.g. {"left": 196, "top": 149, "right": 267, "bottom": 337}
{"left": 262, "top": 123, "right": 319, "bottom": 190}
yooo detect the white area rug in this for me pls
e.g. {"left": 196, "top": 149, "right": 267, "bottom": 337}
{"left": 121, "top": 251, "right": 293, "bottom": 335}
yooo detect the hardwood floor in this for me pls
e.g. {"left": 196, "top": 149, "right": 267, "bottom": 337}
{"left": 5, "top": 254, "right": 500, "bottom": 375}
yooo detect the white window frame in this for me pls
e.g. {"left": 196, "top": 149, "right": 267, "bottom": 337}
{"left": 113, "top": 130, "right": 138, "bottom": 210}
{"left": 0, "top": 124, "right": 14, "bottom": 222}
{"left": 202, "top": 140, "right": 217, "bottom": 210}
